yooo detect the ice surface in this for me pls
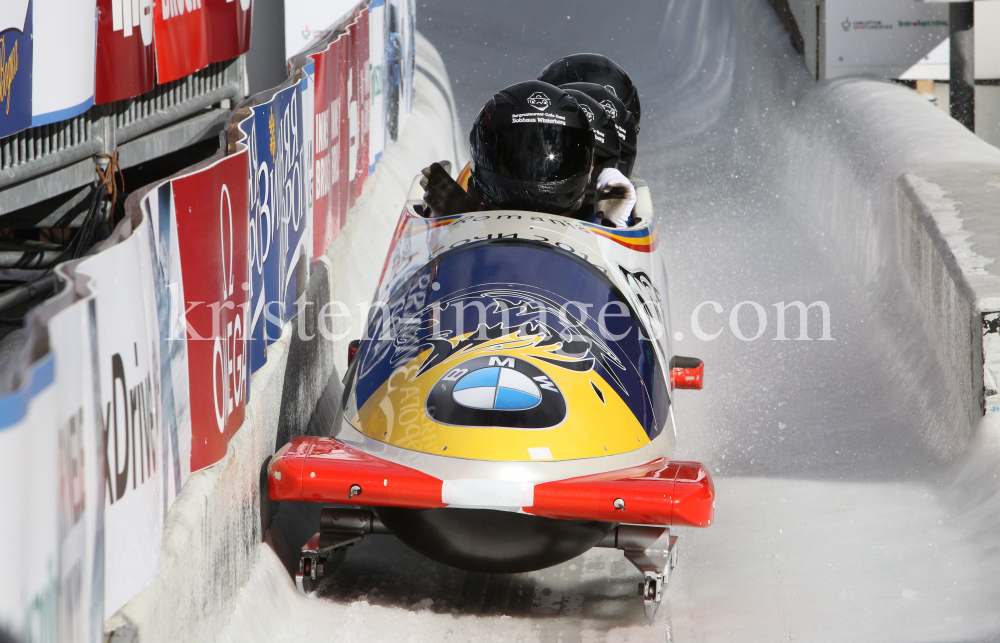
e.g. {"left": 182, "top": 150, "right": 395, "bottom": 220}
{"left": 216, "top": 0, "right": 1000, "bottom": 640}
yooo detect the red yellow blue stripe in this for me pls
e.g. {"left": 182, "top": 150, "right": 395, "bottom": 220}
{"left": 582, "top": 223, "right": 658, "bottom": 252}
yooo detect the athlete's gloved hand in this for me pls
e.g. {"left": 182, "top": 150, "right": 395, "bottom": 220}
{"left": 594, "top": 167, "right": 636, "bottom": 229}
{"left": 420, "top": 161, "right": 480, "bottom": 218}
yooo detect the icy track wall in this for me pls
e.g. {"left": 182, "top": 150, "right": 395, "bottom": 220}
{"left": 700, "top": 0, "right": 1000, "bottom": 464}
{"left": 0, "top": 5, "right": 465, "bottom": 643}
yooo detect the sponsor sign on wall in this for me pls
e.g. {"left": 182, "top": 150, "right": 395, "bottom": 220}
{"left": 824, "top": 0, "right": 948, "bottom": 80}
{"left": 242, "top": 79, "right": 311, "bottom": 377}
{"left": 0, "top": 354, "right": 57, "bottom": 640}
{"left": 142, "top": 184, "right": 193, "bottom": 502}
{"left": 171, "top": 152, "right": 250, "bottom": 471}
{"left": 390, "top": 0, "right": 415, "bottom": 132}
{"left": 356, "top": 7, "right": 370, "bottom": 192}
{"left": 299, "top": 62, "right": 315, "bottom": 270}
{"left": 31, "top": 0, "right": 96, "bottom": 126}
{"left": 310, "top": 35, "right": 344, "bottom": 258}
{"left": 75, "top": 223, "right": 163, "bottom": 620}
{"left": 0, "top": 0, "right": 33, "bottom": 138}
{"left": 96, "top": 0, "right": 155, "bottom": 104}
{"left": 204, "top": 0, "right": 252, "bottom": 64}
{"left": 283, "top": 0, "right": 357, "bottom": 60}
{"left": 337, "top": 30, "right": 351, "bottom": 228}
{"left": 153, "top": 0, "right": 208, "bottom": 83}
{"left": 48, "top": 292, "right": 105, "bottom": 643}
{"left": 0, "top": 0, "right": 415, "bottom": 634}
{"left": 346, "top": 14, "right": 361, "bottom": 209}
{"left": 368, "top": 0, "right": 385, "bottom": 172}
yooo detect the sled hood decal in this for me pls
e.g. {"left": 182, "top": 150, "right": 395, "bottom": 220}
{"left": 346, "top": 239, "right": 671, "bottom": 462}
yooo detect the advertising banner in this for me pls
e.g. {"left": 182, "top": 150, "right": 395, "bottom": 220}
{"left": 243, "top": 80, "right": 311, "bottom": 378}
{"left": 299, "top": 62, "right": 315, "bottom": 270}
{"left": 356, "top": 7, "right": 370, "bottom": 192}
{"left": 309, "top": 37, "right": 344, "bottom": 258}
{"left": 31, "top": 0, "right": 96, "bottom": 126}
{"left": 96, "top": 0, "right": 155, "bottom": 104}
{"left": 171, "top": 152, "right": 249, "bottom": 472}
{"left": 204, "top": 0, "right": 251, "bottom": 64}
{"left": 346, "top": 15, "right": 360, "bottom": 211}
{"left": 0, "top": 353, "right": 56, "bottom": 640}
{"left": 368, "top": 0, "right": 385, "bottom": 172}
{"left": 244, "top": 106, "right": 272, "bottom": 378}
{"left": 978, "top": 3, "right": 1000, "bottom": 80}
{"left": 387, "top": 0, "right": 414, "bottom": 133}
{"left": 74, "top": 224, "right": 163, "bottom": 620}
{"left": 141, "top": 184, "right": 193, "bottom": 503}
{"left": 282, "top": 0, "right": 357, "bottom": 60}
{"left": 337, "top": 30, "right": 351, "bottom": 229}
{"left": 153, "top": 0, "right": 208, "bottom": 83}
{"left": 0, "top": 0, "right": 32, "bottom": 139}
{"left": 825, "top": 0, "right": 948, "bottom": 80}
{"left": 48, "top": 293, "right": 104, "bottom": 643}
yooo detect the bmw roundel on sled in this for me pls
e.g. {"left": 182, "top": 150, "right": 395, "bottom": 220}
{"left": 267, "top": 174, "right": 714, "bottom": 618}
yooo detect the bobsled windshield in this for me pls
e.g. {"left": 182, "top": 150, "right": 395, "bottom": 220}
{"left": 344, "top": 211, "right": 672, "bottom": 462}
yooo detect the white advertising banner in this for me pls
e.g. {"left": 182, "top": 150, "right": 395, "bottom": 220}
{"left": 0, "top": 353, "right": 57, "bottom": 641}
{"left": 975, "top": 2, "right": 1000, "bottom": 80}
{"left": 31, "top": 0, "right": 97, "bottom": 126}
{"left": 48, "top": 287, "right": 104, "bottom": 643}
{"left": 142, "top": 184, "right": 193, "bottom": 507}
{"left": 824, "top": 0, "right": 948, "bottom": 80}
{"left": 75, "top": 222, "right": 164, "bottom": 620}
{"left": 284, "top": 0, "right": 359, "bottom": 60}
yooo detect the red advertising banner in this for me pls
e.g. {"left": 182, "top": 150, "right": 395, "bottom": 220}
{"left": 345, "top": 16, "right": 360, "bottom": 216}
{"left": 338, "top": 27, "right": 352, "bottom": 229}
{"left": 204, "top": 0, "right": 251, "bottom": 64}
{"left": 172, "top": 151, "right": 250, "bottom": 472}
{"left": 356, "top": 7, "right": 370, "bottom": 199}
{"left": 153, "top": 0, "right": 208, "bottom": 83}
{"left": 95, "top": 0, "right": 156, "bottom": 104}
{"left": 310, "top": 37, "right": 342, "bottom": 258}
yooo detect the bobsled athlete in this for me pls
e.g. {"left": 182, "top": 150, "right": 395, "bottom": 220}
{"left": 560, "top": 87, "right": 633, "bottom": 228}
{"left": 538, "top": 53, "right": 642, "bottom": 128}
{"left": 421, "top": 80, "right": 639, "bottom": 227}
{"left": 560, "top": 87, "right": 621, "bottom": 186}
{"left": 420, "top": 80, "right": 594, "bottom": 217}
{"left": 560, "top": 82, "right": 638, "bottom": 178}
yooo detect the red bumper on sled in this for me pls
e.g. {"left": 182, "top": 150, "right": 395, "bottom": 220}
{"left": 268, "top": 436, "right": 714, "bottom": 528}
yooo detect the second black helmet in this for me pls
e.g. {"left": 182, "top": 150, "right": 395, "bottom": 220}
{"left": 538, "top": 53, "right": 641, "bottom": 127}
{"left": 561, "top": 88, "right": 621, "bottom": 180}
{"left": 470, "top": 80, "right": 595, "bottom": 215}
{"left": 560, "top": 82, "right": 637, "bottom": 178}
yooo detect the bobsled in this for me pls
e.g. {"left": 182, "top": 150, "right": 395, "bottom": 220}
{"left": 268, "top": 175, "right": 713, "bottom": 618}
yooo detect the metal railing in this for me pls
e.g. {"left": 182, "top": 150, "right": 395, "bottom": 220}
{"left": 0, "top": 56, "right": 245, "bottom": 216}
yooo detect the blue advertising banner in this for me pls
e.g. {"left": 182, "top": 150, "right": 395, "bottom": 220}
{"left": 243, "top": 79, "right": 311, "bottom": 377}
{"left": 0, "top": 0, "right": 32, "bottom": 139}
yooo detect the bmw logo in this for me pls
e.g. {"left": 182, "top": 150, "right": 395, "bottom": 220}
{"left": 426, "top": 355, "right": 566, "bottom": 429}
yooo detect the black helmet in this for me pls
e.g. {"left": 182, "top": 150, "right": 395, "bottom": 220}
{"left": 560, "top": 82, "right": 637, "bottom": 178}
{"left": 538, "top": 54, "right": 641, "bottom": 127}
{"left": 470, "top": 80, "right": 595, "bottom": 214}
{"left": 561, "top": 88, "right": 620, "bottom": 179}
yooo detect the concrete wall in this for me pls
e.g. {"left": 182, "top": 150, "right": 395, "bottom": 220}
{"left": 897, "top": 168, "right": 1000, "bottom": 421}
{"left": 105, "top": 32, "right": 464, "bottom": 643}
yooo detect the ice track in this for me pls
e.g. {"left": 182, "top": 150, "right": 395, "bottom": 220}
{"left": 219, "top": 0, "right": 1000, "bottom": 640}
